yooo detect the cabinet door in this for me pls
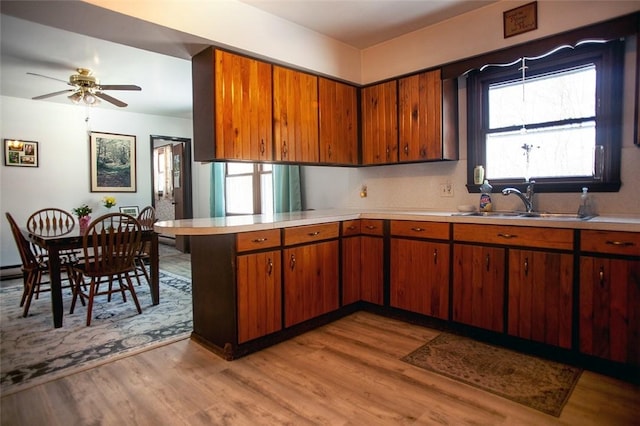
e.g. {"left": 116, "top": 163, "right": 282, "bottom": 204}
{"left": 391, "top": 239, "right": 449, "bottom": 319}
{"left": 319, "top": 78, "right": 358, "bottom": 165}
{"left": 273, "top": 66, "right": 319, "bottom": 163}
{"left": 508, "top": 249, "right": 573, "bottom": 348}
{"left": 341, "top": 236, "right": 361, "bottom": 305}
{"left": 580, "top": 257, "right": 640, "bottom": 365}
{"left": 398, "top": 70, "right": 442, "bottom": 162}
{"left": 361, "top": 80, "right": 398, "bottom": 165}
{"left": 361, "top": 236, "right": 384, "bottom": 305}
{"left": 237, "top": 250, "right": 282, "bottom": 343}
{"left": 284, "top": 240, "right": 339, "bottom": 327}
{"left": 453, "top": 244, "right": 505, "bottom": 332}
{"left": 215, "top": 50, "right": 272, "bottom": 161}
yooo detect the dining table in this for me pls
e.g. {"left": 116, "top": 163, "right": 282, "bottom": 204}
{"left": 27, "top": 226, "right": 159, "bottom": 328}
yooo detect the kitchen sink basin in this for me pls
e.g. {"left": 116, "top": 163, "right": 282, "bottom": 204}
{"left": 452, "top": 211, "right": 594, "bottom": 220}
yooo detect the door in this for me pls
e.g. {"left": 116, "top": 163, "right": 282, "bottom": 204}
{"left": 151, "top": 135, "right": 192, "bottom": 253}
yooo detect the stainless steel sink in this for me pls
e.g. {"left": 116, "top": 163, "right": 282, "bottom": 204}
{"left": 452, "top": 211, "right": 594, "bottom": 220}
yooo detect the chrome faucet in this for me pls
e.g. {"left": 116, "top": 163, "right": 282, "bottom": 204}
{"left": 502, "top": 180, "right": 536, "bottom": 213}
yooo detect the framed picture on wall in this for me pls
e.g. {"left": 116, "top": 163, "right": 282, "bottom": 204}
{"left": 4, "top": 139, "right": 38, "bottom": 167}
{"left": 90, "top": 131, "right": 136, "bottom": 192}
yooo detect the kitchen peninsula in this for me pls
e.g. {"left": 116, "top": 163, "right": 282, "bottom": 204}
{"left": 155, "top": 209, "right": 640, "bottom": 379}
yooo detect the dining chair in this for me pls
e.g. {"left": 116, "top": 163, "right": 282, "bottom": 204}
{"left": 132, "top": 206, "right": 156, "bottom": 286}
{"left": 27, "top": 207, "right": 81, "bottom": 276}
{"left": 69, "top": 212, "right": 143, "bottom": 326}
{"left": 5, "top": 212, "right": 51, "bottom": 317}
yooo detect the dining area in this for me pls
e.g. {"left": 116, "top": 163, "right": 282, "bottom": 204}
{"left": 5, "top": 205, "right": 160, "bottom": 329}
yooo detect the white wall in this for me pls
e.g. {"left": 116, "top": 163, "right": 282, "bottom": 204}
{"left": 0, "top": 96, "right": 193, "bottom": 266}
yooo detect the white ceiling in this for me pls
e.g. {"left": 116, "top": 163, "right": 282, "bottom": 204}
{"left": 1, "top": 0, "right": 495, "bottom": 119}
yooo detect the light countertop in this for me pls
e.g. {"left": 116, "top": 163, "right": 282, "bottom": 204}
{"left": 154, "top": 209, "right": 640, "bottom": 235}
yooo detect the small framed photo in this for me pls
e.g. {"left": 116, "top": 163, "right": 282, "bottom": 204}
{"left": 503, "top": 1, "right": 537, "bottom": 38}
{"left": 90, "top": 131, "right": 136, "bottom": 192}
{"left": 4, "top": 139, "right": 38, "bottom": 167}
{"left": 119, "top": 206, "right": 139, "bottom": 217}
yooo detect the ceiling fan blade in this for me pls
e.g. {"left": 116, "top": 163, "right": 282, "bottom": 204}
{"left": 27, "top": 72, "right": 71, "bottom": 86}
{"left": 99, "top": 84, "right": 142, "bottom": 91}
{"left": 95, "top": 91, "right": 128, "bottom": 107}
{"left": 32, "top": 89, "right": 74, "bottom": 100}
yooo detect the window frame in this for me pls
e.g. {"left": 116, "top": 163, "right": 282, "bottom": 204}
{"left": 466, "top": 39, "right": 624, "bottom": 194}
{"left": 224, "top": 162, "right": 272, "bottom": 216}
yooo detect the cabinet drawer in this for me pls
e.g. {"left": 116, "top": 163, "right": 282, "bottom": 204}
{"left": 361, "top": 219, "right": 384, "bottom": 236}
{"left": 342, "top": 220, "right": 361, "bottom": 236}
{"left": 454, "top": 224, "right": 573, "bottom": 250}
{"left": 284, "top": 222, "right": 339, "bottom": 246}
{"left": 390, "top": 220, "right": 449, "bottom": 240}
{"left": 236, "top": 229, "right": 281, "bottom": 252}
{"left": 581, "top": 230, "right": 640, "bottom": 256}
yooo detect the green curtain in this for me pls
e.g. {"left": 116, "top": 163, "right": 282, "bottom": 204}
{"left": 210, "top": 162, "right": 226, "bottom": 217}
{"left": 273, "top": 165, "right": 302, "bottom": 213}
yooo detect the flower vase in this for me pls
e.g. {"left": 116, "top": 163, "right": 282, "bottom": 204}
{"left": 79, "top": 215, "right": 91, "bottom": 234}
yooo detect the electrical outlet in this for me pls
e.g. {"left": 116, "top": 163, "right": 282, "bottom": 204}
{"left": 439, "top": 183, "right": 454, "bottom": 197}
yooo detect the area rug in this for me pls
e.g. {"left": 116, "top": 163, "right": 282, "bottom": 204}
{"left": 401, "top": 333, "right": 582, "bottom": 417}
{"left": 0, "top": 270, "right": 192, "bottom": 395}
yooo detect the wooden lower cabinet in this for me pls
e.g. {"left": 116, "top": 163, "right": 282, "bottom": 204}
{"left": 580, "top": 256, "right": 640, "bottom": 365}
{"left": 236, "top": 250, "right": 282, "bottom": 343}
{"left": 452, "top": 244, "right": 505, "bottom": 332}
{"left": 390, "top": 239, "right": 449, "bottom": 319}
{"left": 342, "top": 220, "right": 384, "bottom": 306}
{"left": 284, "top": 240, "right": 339, "bottom": 327}
{"left": 508, "top": 249, "right": 573, "bottom": 348}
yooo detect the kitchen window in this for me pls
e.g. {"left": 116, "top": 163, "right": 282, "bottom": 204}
{"left": 466, "top": 39, "right": 624, "bottom": 193}
{"left": 225, "top": 162, "right": 273, "bottom": 215}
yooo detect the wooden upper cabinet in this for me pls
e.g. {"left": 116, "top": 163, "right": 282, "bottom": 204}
{"left": 215, "top": 50, "right": 273, "bottom": 161}
{"left": 361, "top": 80, "right": 398, "bottom": 165}
{"left": 398, "top": 69, "right": 458, "bottom": 162}
{"left": 318, "top": 78, "right": 358, "bottom": 165}
{"left": 273, "top": 66, "right": 319, "bottom": 163}
{"left": 192, "top": 47, "right": 272, "bottom": 162}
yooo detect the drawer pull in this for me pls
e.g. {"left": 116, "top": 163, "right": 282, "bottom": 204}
{"left": 347, "top": 226, "right": 357, "bottom": 231}
{"left": 365, "top": 225, "right": 377, "bottom": 230}
{"left": 497, "top": 233, "right": 517, "bottom": 239}
{"left": 307, "top": 231, "right": 321, "bottom": 237}
{"left": 524, "top": 257, "right": 529, "bottom": 276}
{"left": 599, "top": 265, "right": 605, "bottom": 287}
{"left": 251, "top": 238, "right": 268, "bottom": 243}
{"left": 267, "top": 258, "right": 273, "bottom": 276}
{"left": 411, "top": 227, "right": 425, "bottom": 232}
{"left": 606, "top": 240, "right": 635, "bottom": 247}
{"left": 290, "top": 254, "right": 296, "bottom": 270}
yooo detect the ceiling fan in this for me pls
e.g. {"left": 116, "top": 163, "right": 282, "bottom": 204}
{"left": 27, "top": 68, "right": 142, "bottom": 107}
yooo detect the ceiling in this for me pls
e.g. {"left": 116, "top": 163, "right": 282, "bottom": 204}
{"left": 0, "top": 0, "right": 495, "bottom": 119}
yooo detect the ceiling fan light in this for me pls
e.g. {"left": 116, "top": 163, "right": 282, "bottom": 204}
{"left": 83, "top": 92, "right": 97, "bottom": 105}
{"left": 68, "top": 92, "right": 82, "bottom": 104}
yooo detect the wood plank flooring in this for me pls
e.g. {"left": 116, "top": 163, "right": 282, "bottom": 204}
{"left": 2, "top": 243, "right": 639, "bottom": 425}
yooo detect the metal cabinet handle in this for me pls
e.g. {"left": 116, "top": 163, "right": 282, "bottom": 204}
{"left": 411, "top": 227, "right": 425, "bottom": 232}
{"left": 433, "top": 248, "right": 438, "bottom": 264}
{"left": 347, "top": 226, "right": 357, "bottom": 231}
{"left": 282, "top": 141, "right": 288, "bottom": 158}
{"left": 404, "top": 144, "right": 409, "bottom": 155}
{"left": 328, "top": 145, "right": 332, "bottom": 159}
{"left": 606, "top": 240, "right": 635, "bottom": 247}
{"left": 498, "top": 233, "right": 517, "bottom": 239}
{"left": 365, "top": 225, "right": 377, "bottom": 230}
{"left": 267, "top": 258, "right": 273, "bottom": 276}
{"left": 290, "top": 254, "right": 296, "bottom": 270}
{"left": 308, "top": 231, "right": 320, "bottom": 237}
{"left": 599, "top": 265, "right": 605, "bottom": 287}
{"left": 252, "top": 238, "right": 268, "bottom": 243}
{"left": 524, "top": 257, "right": 529, "bottom": 276}
{"left": 260, "top": 139, "right": 265, "bottom": 154}
{"left": 486, "top": 254, "right": 490, "bottom": 271}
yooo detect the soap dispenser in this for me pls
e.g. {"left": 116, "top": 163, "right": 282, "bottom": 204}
{"left": 479, "top": 180, "right": 493, "bottom": 212}
{"left": 577, "top": 187, "right": 592, "bottom": 217}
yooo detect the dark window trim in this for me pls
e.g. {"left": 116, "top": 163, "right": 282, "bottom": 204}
{"left": 466, "top": 39, "right": 624, "bottom": 194}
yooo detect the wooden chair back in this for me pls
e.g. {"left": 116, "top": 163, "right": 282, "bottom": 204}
{"left": 137, "top": 206, "right": 156, "bottom": 229}
{"left": 6, "top": 212, "right": 40, "bottom": 273}
{"left": 27, "top": 208, "right": 75, "bottom": 236}
{"left": 81, "top": 213, "right": 142, "bottom": 277}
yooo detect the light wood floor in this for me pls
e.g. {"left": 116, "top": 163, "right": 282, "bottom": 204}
{"left": 2, "top": 244, "right": 639, "bottom": 425}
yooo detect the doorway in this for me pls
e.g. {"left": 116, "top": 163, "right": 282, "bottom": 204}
{"left": 150, "top": 135, "right": 192, "bottom": 253}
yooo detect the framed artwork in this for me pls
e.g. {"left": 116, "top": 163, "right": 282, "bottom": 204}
{"left": 4, "top": 139, "right": 38, "bottom": 167}
{"left": 90, "top": 131, "right": 136, "bottom": 192}
{"left": 503, "top": 1, "right": 537, "bottom": 38}
{"left": 119, "top": 206, "right": 139, "bottom": 217}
